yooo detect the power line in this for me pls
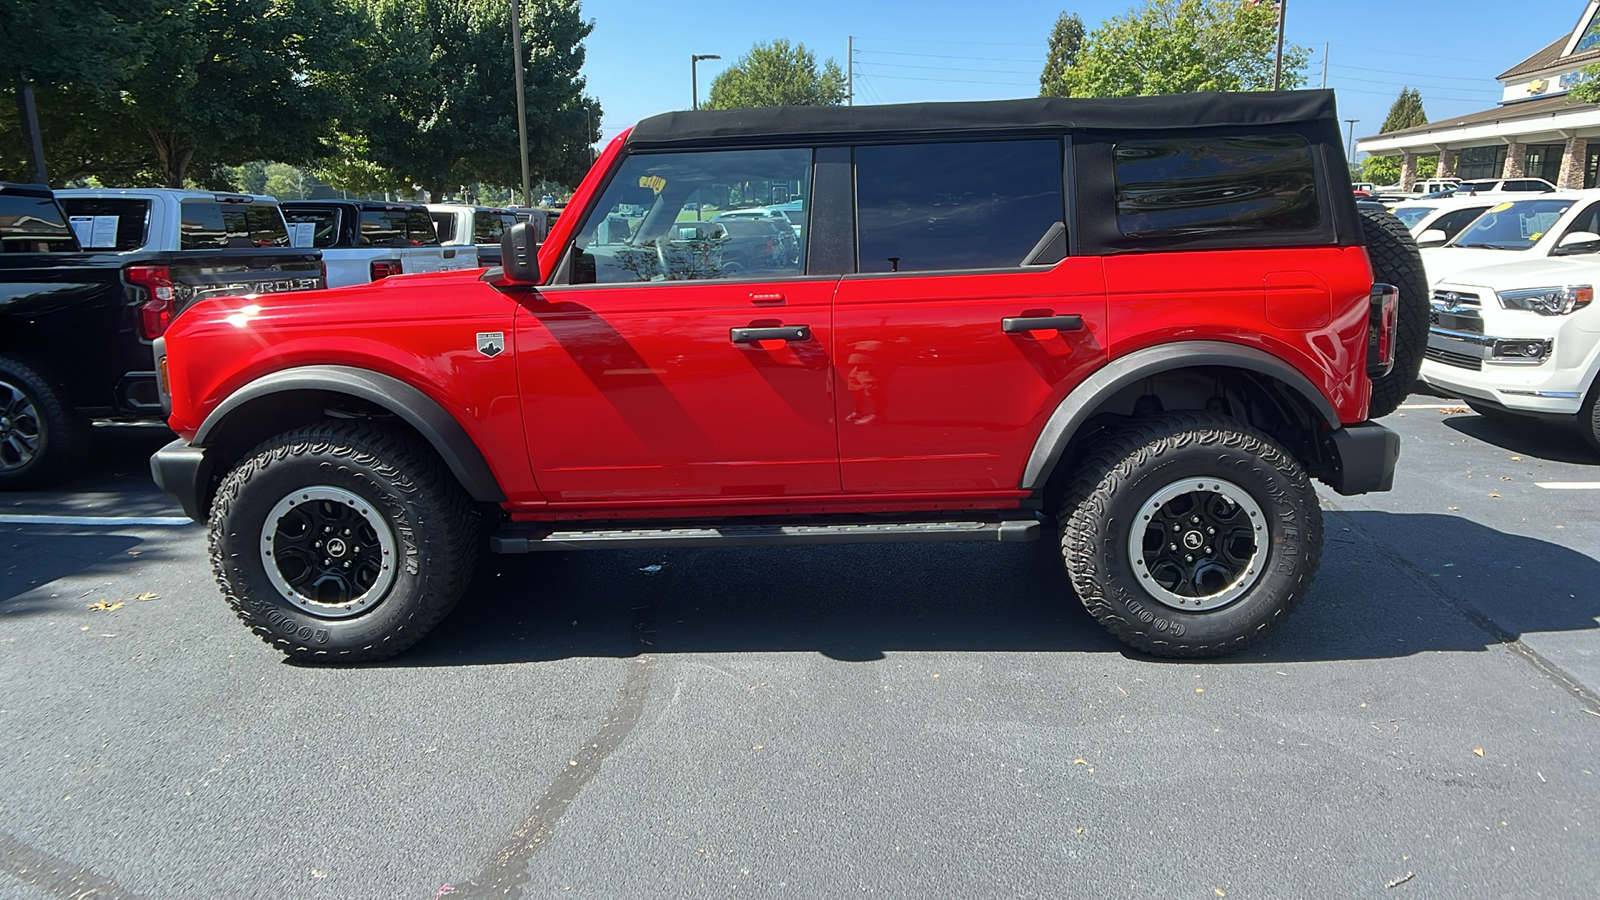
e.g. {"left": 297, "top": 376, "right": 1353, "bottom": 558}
{"left": 1326, "top": 62, "right": 1499, "bottom": 84}
{"left": 856, "top": 48, "right": 1039, "bottom": 64}
{"left": 864, "top": 72, "right": 1037, "bottom": 87}
{"left": 860, "top": 60, "right": 1042, "bottom": 76}
{"left": 852, "top": 35, "right": 1039, "bottom": 48}
{"left": 1327, "top": 41, "right": 1507, "bottom": 65}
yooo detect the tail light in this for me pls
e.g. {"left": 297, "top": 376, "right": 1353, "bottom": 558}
{"left": 127, "top": 264, "right": 175, "bottom": 339}
{"left": 370, "top": 259, "right": 403, "bottom": 281}
{"left": 1367, "top": 283, "right": 1398, "bottom": 378}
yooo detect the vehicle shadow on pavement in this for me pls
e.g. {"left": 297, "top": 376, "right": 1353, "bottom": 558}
{"left": 1, "top": 423, "right": 179, "bottom": 518}
{"left": 0, "top": 531, "right": 161, "bottom": 616}
{"left": 391, "top": 510, "right": 1600, "bottom": 667}
{"left": 1442, "top": 414, "right": 1598, "bottom": 466}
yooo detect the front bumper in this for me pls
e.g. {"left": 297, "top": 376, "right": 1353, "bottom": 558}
{"left": 1421, "top": 289, "right": 1598, "bottom": 414}
{"left": 150, "top": 439, "right": 214, "bottom": 522}
{"left": 1326, "top": 422, "right": 1401, "bottom": 495}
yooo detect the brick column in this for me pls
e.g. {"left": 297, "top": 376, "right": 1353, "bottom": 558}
{"left": 1399, "top": 152, "right": 1418, "bottom": 191}
{"left": 1558, "top": 136, "right": 1589, "bottom": 188}
{"left": 1502, "top": 141, "right": 1527, "bottom": 178}
{"left": 1436, "top": 148, "right": 1458, "bottom": 180}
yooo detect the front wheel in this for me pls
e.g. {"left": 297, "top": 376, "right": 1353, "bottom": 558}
{"left": 208, "top": 423, "right": 479, "bottom": 663}
{"left": 1058, "top": 413, "right": 1323, "bottom": 657}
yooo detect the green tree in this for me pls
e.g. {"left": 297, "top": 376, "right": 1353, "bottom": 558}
{"left": 1569, "top": 63, "right": 1600, "bottom": 102}
{"left": 704, "top": 40, "right": 848, "bottom": 110}
{"left": 1058, "top": 0, "right": 1308, "bottom": 98}
{"left": 1381, "top": 87, "right": 1428, "bottom": 132}
{"left": 232, "top": 161, "right": 271, "bottom": 196}
{"left": 1040, "top": 12, "right": 1086, "bottom": 97}
{"left": 1361, "top": 155, "right": 1401, "bottom": 185}
{"left": 263, "top": 163, "right": 311, "bottom": 199}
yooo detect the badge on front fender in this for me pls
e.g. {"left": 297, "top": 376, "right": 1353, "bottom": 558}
{"left": 477, "top": 332, "right": 505, "bottom": 357}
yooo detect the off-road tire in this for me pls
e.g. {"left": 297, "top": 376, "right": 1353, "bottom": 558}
{"left": 1359, "top": 206, "right": 1430, "bottom": 419}
{"left": 1580, "top": 379, "right": 1600, "bottom": 455}
{"left": 208, "top": 422, "right": 479, "bottom": 663}
{"left": 1058, "top": 413, "right": 1323, "bottom": 658}
{"left": 0, "top": 354, "right": 91, "bottom": 490}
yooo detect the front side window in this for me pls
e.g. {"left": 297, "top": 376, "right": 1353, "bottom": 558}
{"left": 571, "top": 147, "right": 810, "bottom": 284}
{"left": 1431, "top": 207, "right": 1491, "bottom": 240}
{"left": 1391, "top": 206, "right": 1434, "bottom": 228}
{"left": 55, "top": 197, "right": 150, "bottom": 251}
{"left": 855, "top": 140, "right": 1064, "bottom": 273}
{"left": 1448, "top": 198, "right": 1574, "bottom": 250}
{"left": 180, "top": 201, "right": 290, "bottom": 249}
{"left": 1114, "top": 134, "right": 1318, "bottom": 237}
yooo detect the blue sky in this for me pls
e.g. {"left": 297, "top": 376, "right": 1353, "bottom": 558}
{"left": 580, "top": 0, "right": 1591, "bottom": 157}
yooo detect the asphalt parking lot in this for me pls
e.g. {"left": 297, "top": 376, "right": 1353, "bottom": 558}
{"left": 2, "top": 406, "right": 1597, "bottom": 899}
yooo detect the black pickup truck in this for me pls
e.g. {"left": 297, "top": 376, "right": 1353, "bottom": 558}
{"left": 0, "top": 182, "right": 324, "bottom": 488}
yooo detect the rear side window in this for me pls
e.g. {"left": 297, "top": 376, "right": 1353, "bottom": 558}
{"left": 407, "top": 209, "right": 440, "bottom": 245}
{"left": 0, "top": 193, "right": 78, "bottom": 253}
{"left": 855, "top": 140, "right": 1065, "bottom": 273}
{"left": 282, "top": 208, "right": 341, "bottom": 248}
{"left": 55, "top": 197, "right": 150, "bottom": 251}
{"left": 1113, "top": 134, "right": 1319, "bottom": 237}
{"left": 473, "top": 211, "right": 517, "bottom": 244}
{"left": 359, "top": 209, "right": 411, "bottom": 247}
{"left": 180, "top": 201, "right": 290, "bottom": 249}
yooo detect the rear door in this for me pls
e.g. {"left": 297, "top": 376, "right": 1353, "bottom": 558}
{"left": 832, "top": 138, "right": 1108, "bottom": 494}
{"left": 516, "top": 146, "right": 841, "bottom": 502}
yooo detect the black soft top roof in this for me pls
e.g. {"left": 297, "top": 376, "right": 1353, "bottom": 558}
{"left": 627, "top": 91, "right": 1338, "bottom": 149}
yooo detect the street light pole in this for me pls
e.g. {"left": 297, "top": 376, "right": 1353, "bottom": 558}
{"left": 691, "top": 54, "right": 721, "bottom": 110}
{"left": 509, "top": 0, "right": 531, "bottom": 206}
{"left": 1345, "top": 119, "right": 1361, "bottom": 161}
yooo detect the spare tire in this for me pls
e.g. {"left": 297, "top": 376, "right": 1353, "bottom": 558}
{"left": 1358, "top": 206, "right": 1430, "bottom": 419}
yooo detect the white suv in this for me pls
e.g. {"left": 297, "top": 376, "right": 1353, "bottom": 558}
{"left": 1421, "top": 255, "right": 1600, "bottom": 451}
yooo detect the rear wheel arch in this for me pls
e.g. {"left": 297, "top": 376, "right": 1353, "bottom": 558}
{"left": 1024, "top": 342, "right": 1341, "bottom": 503}
{"left": 194, "top": 366, "right": 507, "bottom": 507}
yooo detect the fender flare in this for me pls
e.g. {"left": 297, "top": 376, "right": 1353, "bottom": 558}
{"left": 194, "top": 365, "right": 507, "bottom": 503}
{"left": 1019, "top": 341, "right": 1342, "bottom": 490}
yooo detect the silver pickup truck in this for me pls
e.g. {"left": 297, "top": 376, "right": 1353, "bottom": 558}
{"left": 281, "top": 200, "right": 479, "bottom": 287}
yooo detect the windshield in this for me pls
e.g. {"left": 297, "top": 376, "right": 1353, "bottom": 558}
{"left": 1391, "top": 206, "right": 1434, "bottom": 228}
{"left": 1446, "top": 198, "right": 1574, "bottom": 250}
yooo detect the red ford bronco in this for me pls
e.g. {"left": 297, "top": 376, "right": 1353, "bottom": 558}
{"left": 150, "top": 91, "right": 1422, "bottom": 662}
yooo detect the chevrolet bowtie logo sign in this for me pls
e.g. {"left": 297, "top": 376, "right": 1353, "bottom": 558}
{"left": 477, "top": 332, "right": 505, "bottom": 357}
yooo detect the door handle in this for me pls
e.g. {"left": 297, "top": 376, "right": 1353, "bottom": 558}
{"left": 731, "top": 325, "right": 811, "bottom": 344}
{"left": 1002, "top": 315, "right": 1082, "bottom": 334}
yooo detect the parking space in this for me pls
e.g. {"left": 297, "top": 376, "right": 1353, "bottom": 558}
{"left": 2, "top": 405, "right": 1597, "bottom": 898}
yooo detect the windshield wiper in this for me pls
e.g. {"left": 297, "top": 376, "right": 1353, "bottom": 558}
{"left": 1450, "top": 242, "right": 1514, "bottom": 249}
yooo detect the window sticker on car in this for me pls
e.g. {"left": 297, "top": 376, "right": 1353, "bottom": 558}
{"left": 1490, "top": 202, "right": 1515, "bottom": 213}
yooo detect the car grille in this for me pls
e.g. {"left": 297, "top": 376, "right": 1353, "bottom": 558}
{"left": 1424, "top": 346, "right": 1483, "bottom": 370}
{"left": 1430, "top": 290, "right": 1484, "bottom": 333}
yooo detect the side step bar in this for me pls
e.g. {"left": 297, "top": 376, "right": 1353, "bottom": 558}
{"left": 490, "top": 514, "right": 1042, "bottom": 554}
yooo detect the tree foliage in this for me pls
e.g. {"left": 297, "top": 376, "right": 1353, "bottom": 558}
{"left": 1570, "top": 63, "right": 1600, "bottom": 103}
{"left": 1380, "top": 88, "right": 1428, "bottom": 132}
{"left": 1040, "top": 12, "right": 1085, "bottom": 97}
{"left": 1056, "top": 0, "right": 1308, "bottom": 98}
{"left": 704, "top": 40, "right": 848, "bottom": 110}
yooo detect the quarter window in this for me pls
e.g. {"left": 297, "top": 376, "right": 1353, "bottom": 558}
{"left": 1113, "top": 134, "right": 1319, "bottom": 237}
{"left": 570, "top": 148, "right": 810, "bottom": 284}
{"left": 854, "top": 140, "right": 1065, "bottom": 273}
{"left": 283, "top": 208, "right": 341, "bottom": 248}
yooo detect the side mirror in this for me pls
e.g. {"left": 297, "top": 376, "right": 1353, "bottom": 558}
{"left": 1415, "top": 229, "right": 1449, "bottom": 248}
{"left": 500, "top": 222, "right": 541, "bottom": 283}
{"left": 1554, "top": 230, "right": 1600, "bottom": 256}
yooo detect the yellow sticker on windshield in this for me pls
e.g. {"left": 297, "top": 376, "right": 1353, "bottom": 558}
{"left": 638, "top": 175, "right": 667, "bottom": 194}
{"left": 1529, "top": 232, "right": 1543, "bottom": 241}
{"left": 1490, "top": 202, "right": 1515, "bottom": 212}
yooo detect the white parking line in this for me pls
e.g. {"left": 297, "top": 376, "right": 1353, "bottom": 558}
{"left": 0, "top": 514, "right": 193, "bottom": 526}
{"left": 1535, "top": 483, "right": 1600, "bottom": 490}
{"left": 1398, "top": 403, "right": 1465, "bottom": 409}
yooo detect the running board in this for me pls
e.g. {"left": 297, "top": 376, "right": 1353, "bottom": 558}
{"left": 489, "top": 514, "right": 1042, "bottom": 553}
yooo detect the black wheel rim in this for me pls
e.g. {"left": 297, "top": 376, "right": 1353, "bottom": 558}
{"left": 1128, "top": 477, "right": 1268, "bottom": 611}
{"left": 0, "top": 379, "right": 42, "bottom": 473}
{"left": 259, "top": 486, "right": 397, "bottom": 618}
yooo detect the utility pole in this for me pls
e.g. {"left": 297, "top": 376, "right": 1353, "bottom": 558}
{"left": 691, "top": 54, "right": 720, "bottom": 110}
{"left": 509, "top": 0, "right": 531, "bottom": 206}
{"left": 1321, "top": 41, "right": 1328, "bottom": 89}
{"left": 15, "top": 74, "right": 48, "bottom": 186}
{"left": 1272, "top": 0, "right": 1287, "bottom": 91}
{"left": 1345, "top": 118, "right": 1360, "bottom": 160}
{"left": 848, "top": 36, "right": 854, "bottom": 106}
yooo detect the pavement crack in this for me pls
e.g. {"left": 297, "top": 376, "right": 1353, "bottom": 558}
{"left": 1, "top": 831, "right": 147, "bottom": 900}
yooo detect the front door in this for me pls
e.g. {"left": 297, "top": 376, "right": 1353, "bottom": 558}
{"left": 516, "top": 146, "right": 840, "bottom": 504}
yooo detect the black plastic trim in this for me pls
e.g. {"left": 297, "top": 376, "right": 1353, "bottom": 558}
{"left": 1020, "top": 341, "right": 1342, "bottom": 490}
{"left": 1327, "top": 421, "right": 1401, "bottom": 495}
{"left": 193, "top": 365, "right": 507, "bottom": 503}
{"left": 490, "top": 513, "right": 1041, "bottom": 553}
{"left": 150, "top": 438, "right": 214, "bottom": 521}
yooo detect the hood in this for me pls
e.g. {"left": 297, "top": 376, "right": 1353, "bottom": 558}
{"left": 1419, "top": 246, "right": 1538, "bottom": 286}
{"left": 1431, "top": 255, "right": 1600, "bottom": 294}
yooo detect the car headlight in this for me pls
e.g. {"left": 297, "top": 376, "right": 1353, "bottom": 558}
{"left": 1495, "top": 285, "right": 1593, "bottom": 315}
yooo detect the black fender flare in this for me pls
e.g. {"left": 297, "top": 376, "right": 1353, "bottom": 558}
{"left": 194, "top": 365, "right": 507, "bottom": 503}
{"left": 1019, "top": 341, "right": 1342, "bottom": 490}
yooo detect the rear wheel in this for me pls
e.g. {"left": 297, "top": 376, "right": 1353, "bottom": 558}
{"left": 1359, "top": 206, "right": 1430, "bottom": 419}
{"left": 0, "top": 355, "right": 91, "bottom": 490}
{"left": 1058, "top": 413, "right": 1323, "bottom": 657}
{"left": 1580, "top": 380, "right": 1600, "bottom": 455}
{"left": 208, "top": 423, "right": 480, "bottom": 663}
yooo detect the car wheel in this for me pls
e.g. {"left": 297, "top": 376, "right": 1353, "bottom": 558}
{"left": 0, "top": 354, "right": 91, "bottom": 490}
{"left": 208, "top": 423, "right": 480, "bottom": 663}
{"left": 1358, "top": 206, "right": 1430, "bottom": 419}
{"left": 1580, "top": 380, "right": 1600, "bottom": 455}
{"left": 1058, "top": 412, "right": 1322, "bottom": 658}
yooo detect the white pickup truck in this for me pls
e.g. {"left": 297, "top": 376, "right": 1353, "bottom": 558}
{"left": 281, "top": 200, "right": 478, "bottom": 287}
{"left": 426, "top": 203, "right": 519, "bottom": 267}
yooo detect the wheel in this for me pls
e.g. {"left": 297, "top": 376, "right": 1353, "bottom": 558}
{"left": 1358, "top": 206, "right": 1430, "bottom": 419}
{"left": 0, "top": 354, "right": 91, "bottom": 490}
{"left": 1058, "top": 413, "right": 1323, "bottom": 657}
{"left": 1463, "top": 400, "right": 1535, "bottom": 423}
{"left": 1580, "top": 380, "right": 1600, "bottom": 455}
{"left": 208, "top": 423, "right": 480, "bottom": 663}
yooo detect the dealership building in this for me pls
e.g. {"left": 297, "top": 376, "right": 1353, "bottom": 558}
{"left": 1357, "top": 1, "right": 1600, "bottom": 189}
